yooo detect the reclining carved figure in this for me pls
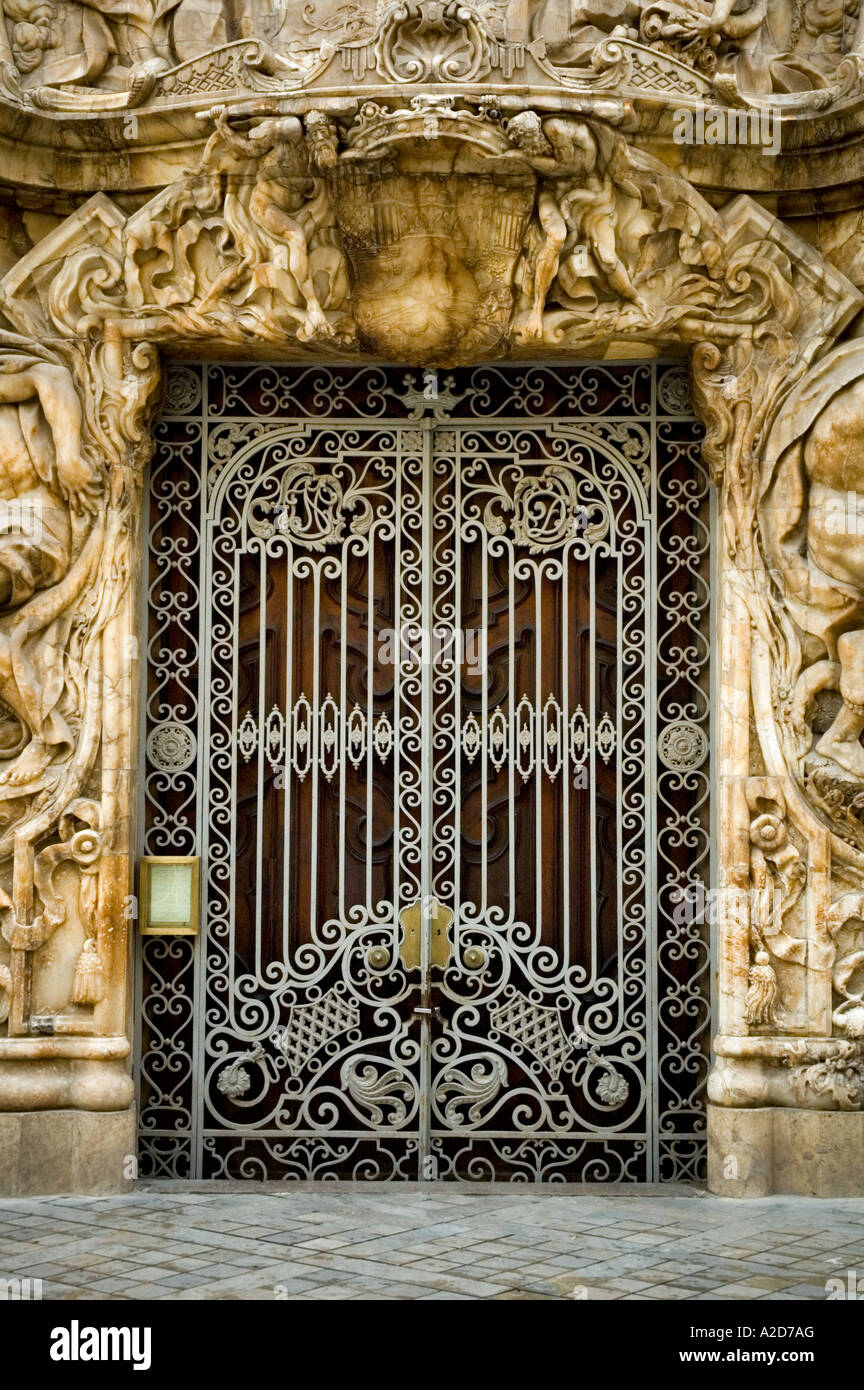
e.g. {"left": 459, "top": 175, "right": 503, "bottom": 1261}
{"left": 531, "top": 0, "right": 839, "bottom": 94}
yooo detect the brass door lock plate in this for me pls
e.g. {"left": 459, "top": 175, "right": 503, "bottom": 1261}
{"left": 398, "top": 897, "right": 453, "bottom": 970}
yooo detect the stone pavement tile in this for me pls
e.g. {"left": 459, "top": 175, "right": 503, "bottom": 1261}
{"left": 777, "top": 1251, "right": 838, "bottom": 1262}
{"left": 223, "top": 1250, "right": 287, "bottom": 1266}
{"left": 262, "top": 1278, "right": 323, "bottom": 1295}
{"left": 418, "top": 1290, "right": 475, "bottom": 1299}
{"left": 462, "top": 1253, "right": 523, "bottom": 1268}
{"left": 158, "top": 1272, "right": 223, "bottom": 1289}
{"left": 229, "top": 1226, "right": 287, "bottom": 1240}
{"left": 258, "top": 1231, "right": 324, "bottom": 1248}
{"left": 41, "top": 1281, "right": 101, "bottom": 1298}
{"left": 577, "top": 1286, "right": 629, "bottom": 1300}
{"left": 604, "top": 1277, "right": 657, "bottom": 1291}
{"left": 766, "top": 1284, "right": 827, "bottom": 1295}
{"left": 53, "top": 1288, "right": 127, "bottom": 1301}
{"left": 559, "top": 1256, "right": 676, "bottom": 1278}
{"left": 293, "top": 1284, "right": 358, "bottom": 1299}
{"left": 494, "top": 1290, "right": 560, "bottom": 1300}
{"left": 400, "top": 1251, "right": 466, "bottom": 1262}
{"left": 674, "top": 1272, "right": 758, "bottom": 1291}
{"left": 116, "top": 1264, "right": 179, "bottom": 1281}
{"left": 11, "top": 1262, "right": 68, "bottom": 1278}
{"left": 744, "top": 1253, "right": 804, "bottom": 1267}
{"left": 103, "top": 1282, "right": 170, "bottom": 1299}
{"left": 292, "top": 1250, "right": 509, "bottom": 1296}
{"left": 347, "top": 1247, "right": 422, "bottom": 1264}
{"left": 84, "top": 1278, "right": 141, "bottom": 1294}
{"left": 11, "top": 1187, "right": 864, "bottom": 1302}
{"left": 295, "top": 1236, "right": 353, "bottom": 1250}
{"left": 709, "top": 1283, "right": 791, "bottom": 1299}
{"left": 387, "top": 1221, "right": 469, "bottom": 1239}
{"left": 637, "top": 1285, "right": 697, "bottom": 1299}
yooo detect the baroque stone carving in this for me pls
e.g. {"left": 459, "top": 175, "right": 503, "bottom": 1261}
{"left": 0, "top": 0, "right": 182, "bottom": 97}
{"left": 20, "top": 97, "right": 851, "bottom": 374}
{"left": 743, "top": 778, "right": 809, "bottom": 1030}
{"left": 0, "top": 0, "right": 858, "bottom": 119}
{"left": 125, "top": 106, "right": 354, "bottom": 346}
{"left": 0, "top": 322, "right": 156, "bottom": 1065}
{"left": 758, "top": 347, "right": 864, "bottom": 855}
{"left": 788, "top": 1052, "right": 864, "bottom": 1109}
{"left": 531, "top": 0, "right": 858, "bottom": 100}
{"left": 0, "top": 80, "right": 862, "bottom": 1149}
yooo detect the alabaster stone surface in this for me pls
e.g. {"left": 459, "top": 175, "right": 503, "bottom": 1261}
{"left": 708, "top": 1105, "right": 864, "bottom": 1198}
{"left": 0, "top": 0, "right": 861, "bottom": 105}
{"left": 0, "top": 0, "right": 860, "bottom": 1193}
{"left": 0, "top": 1107, "right": 134, "bottom": 1195}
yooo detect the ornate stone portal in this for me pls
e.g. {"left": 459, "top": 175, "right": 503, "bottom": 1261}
{"left": 1, "top": 0, "right": 864, "bottom": 1192}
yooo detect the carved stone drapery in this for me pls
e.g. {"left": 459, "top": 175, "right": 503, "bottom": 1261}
{"left": 0, "top": 89, "right": 863, "bottom": 1193}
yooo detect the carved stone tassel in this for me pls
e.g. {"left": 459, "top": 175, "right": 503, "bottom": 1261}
{"left": 745, "top": 950, "right": 778, "bottom": 1026}
{"left": 72, "top": 938, "right": 104, "bottom": 1006}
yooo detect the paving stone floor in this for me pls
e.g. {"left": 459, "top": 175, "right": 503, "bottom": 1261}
{"left": 2, "top": 1184, "right": 863, "bottom": 1300}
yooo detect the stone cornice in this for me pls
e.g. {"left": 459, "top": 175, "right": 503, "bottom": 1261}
{"left": 0, "top": 10, "right": 861, "bottom": 204}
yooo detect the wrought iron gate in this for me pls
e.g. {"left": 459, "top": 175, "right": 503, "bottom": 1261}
{"left": 137, "top": 362, "right": 712, "bottom": 1182}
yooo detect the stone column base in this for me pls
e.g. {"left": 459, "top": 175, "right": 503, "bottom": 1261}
{"left": 708, "top": 1104, "right": 864, "bottom": 1197}
{"left": 0, "top": 1108, "right": 136, "bottom": 1196}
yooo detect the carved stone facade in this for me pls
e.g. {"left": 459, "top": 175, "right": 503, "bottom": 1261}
{"left": 1, "top": 0, "right": 864, "bottom": 1193}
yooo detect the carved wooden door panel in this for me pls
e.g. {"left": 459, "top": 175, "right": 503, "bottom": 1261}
{"left": 137, "top": 363, "right": 712, "bottom": 1182}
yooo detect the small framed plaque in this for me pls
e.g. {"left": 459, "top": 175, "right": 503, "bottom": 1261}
{"left": 139, "top": 856, "right": 200, "bottom": 936}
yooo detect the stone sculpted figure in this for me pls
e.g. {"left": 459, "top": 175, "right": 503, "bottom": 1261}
{"left": 202, "top": 108, "right": 336, "bottom": 341}
{"left": 501, "top": 112, "right": 647, "bottom": 341}
{"left": 531, "top": 0, "right": 840, "bottom": 94}
{"left": 529, "top": 0, "right": 646, "bottom": 62}
{"left": 0, "top": 349, "right": 103, "bottom": 809}
{"left": 763, "top": 365, "right": 864, "bottom": 789}
{"left": 652, "top": 0, "right": 834, "bottom": 94}
{"left": 124, "top": 106, "right": 351, "bottom": 344}
{"left": 0, "top": 0, "right": 182, "bottom": 91}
